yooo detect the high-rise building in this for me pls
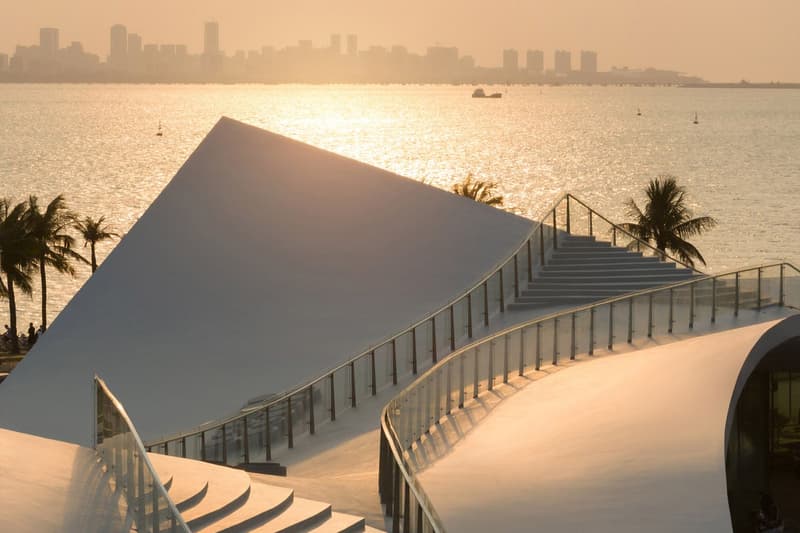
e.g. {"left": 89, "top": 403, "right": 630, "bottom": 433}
{"left": 554, "top": 49, "right": 571, "bottom": 75}
{"left": 0, "top": 53, "right": 8, "bottom": 71}
{"left": 109, "top": 25, "right": 127, "bottom": 65}
{"left": 526, "top": 50, "right": 544, "bottom": 74}
{"left": 580, "top": 50, "right": 598, "bottom": 74}
{"left": 127, "top": 34, "right": 142, "bottom": 56}
{"left": 330, "top": 34, "right": 341, "bottom": 54}
{"left": 204, "top": 21, "right": 220, "bottom": 56}
{"left": 39, "top": 28, "right": 59, "bottom": 56}
{"left": 346, "top": 34, "right": 358, "bottom": 56}
{"left": 502, "top": 49, "right": 519, "bottom": 73}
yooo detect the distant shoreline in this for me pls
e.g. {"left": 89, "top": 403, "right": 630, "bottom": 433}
{"left": 681, "top": 82, "right": 800, "bottom": 89}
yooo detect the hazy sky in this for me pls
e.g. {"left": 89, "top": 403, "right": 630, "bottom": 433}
{"left": 3, "top": 0, "right": 799, "bottom": 81}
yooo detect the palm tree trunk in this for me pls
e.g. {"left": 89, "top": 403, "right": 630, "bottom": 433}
{"left": 6, "top": 274, "right": 19, "bottom": 354}
{"left": 91, "top": 242, "right": 97, "bottom": 273}
{"left": 40, "top": 255, "right": 47, "bottom": 331}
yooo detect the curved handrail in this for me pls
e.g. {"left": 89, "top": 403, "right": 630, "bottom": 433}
{"left": 95, "top": 376, "right": 190, "bottom": 532}
{"left": 379, "top": 261, "right": 797, "bottom": 531}
{"left": 145, "top": 191, "right": 703, "bottom": 448}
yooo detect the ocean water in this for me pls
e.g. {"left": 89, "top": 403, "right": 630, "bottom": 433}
{"left": 1, "top": 83, "right": 799, "bottom": 325}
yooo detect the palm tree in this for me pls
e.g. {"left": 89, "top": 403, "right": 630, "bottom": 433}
{"left": 73, "top": 215, "right": 119, "bottom": 273}
{"left": 26, "top": 195, "right": 86, "bottom": 331}
{"left": 452, "top": 173, "right": 505, "bottom": 207}
{"left": 621, "top": 176, "right": 717, "bottom": 269}
{"left": 0, "top": 199, "right": 37, "bottom": 354}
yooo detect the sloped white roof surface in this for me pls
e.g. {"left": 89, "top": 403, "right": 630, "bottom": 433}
{"left": 418, "top": 316, "right": 800, "bottom": 533}
{"left": 0, "top": 117, "right": 532, "bottom": 445}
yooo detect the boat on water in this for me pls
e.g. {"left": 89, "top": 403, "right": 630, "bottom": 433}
{"left": 472, "top": 88, "right": 502, "bottom": 99}
{"left": 156, "top": 121, "right": 164, "bottom": 136}
{"left": 693, "top": 112, "right": 699, "bottom": 124}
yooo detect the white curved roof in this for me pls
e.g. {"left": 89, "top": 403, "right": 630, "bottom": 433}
{"left": 418, "top": 316, "right": 800, "bottom": 533}
{"left": 0, "top": 117, "right": 532, "bottom": 445}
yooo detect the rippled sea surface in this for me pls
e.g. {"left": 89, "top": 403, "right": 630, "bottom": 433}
{"left": 1, "top": 84, "right": 799, "bottom": 325}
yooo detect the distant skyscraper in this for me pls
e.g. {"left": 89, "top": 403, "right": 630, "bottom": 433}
{"left": 0, "top": 53, "right": 8, "bottom": 71}
{"left": 330, "top": 34, "right": 341, "bottom": 54}
{"left": 204, "top": 21, "right": 220, "bottom": 56}
{"left": 526, "top": 50, "right": 544, "bottom": 74}
{"left": 109, "top": 25, "right": 127, "bottom": 65}
{"left": 346, "top": 34, "right": 358, "bottom": 56}
{"left": 127, "top": 34, "right": 142, "bottom": 56}
{"left": 580, "top": 50, "right": 598, "bottom": 74}
{"left": 502, "top": 49, "right": 519, "bottom": 73}
{"left": 554, "top": 50, "right": 571, "bottom": 75}
{"left": 39, "top": 28, "right": 59, "bottom": 56}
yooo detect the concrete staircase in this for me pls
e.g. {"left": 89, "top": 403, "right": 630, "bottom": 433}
{"left": 509, "top": 234, "right": 700, "bottom": 310}
{"left": 148, "top": 453, "right": 383, "bottom": 533}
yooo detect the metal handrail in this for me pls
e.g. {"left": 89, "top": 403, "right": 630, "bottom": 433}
{"left": 379, "top": 261, "right": 798, "bottom": 532}
{"left": 145, "top": 191, "right": 703, "bottom": 447}
{"left": 95, "top": 376, "right": 190, "bottom": 532}
{"left": 565, "top": 194, "right": 702, "bottom": 273}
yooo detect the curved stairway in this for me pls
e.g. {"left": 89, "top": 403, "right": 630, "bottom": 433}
{"left": 509, "top": 234, "right": 701, "bottom": 310}
{"left": 148, "top": 453, "right": 382, "bottom": 532}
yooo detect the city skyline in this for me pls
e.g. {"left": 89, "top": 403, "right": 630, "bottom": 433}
{"left": 0, "top": 21, "right": 704, "bottom": 85}
{"left": 2, "top": 0, "right": 800, "bottom": 82}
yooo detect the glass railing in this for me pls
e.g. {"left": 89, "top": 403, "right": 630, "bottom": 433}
{"left": 95, "top": 376, "right": 189, "bottom": 533}
{"left": 379, "top": 262, "right": 800, "bottom": 532}
{"left": 143, "top": 193, "right": 696, "bottom": 461}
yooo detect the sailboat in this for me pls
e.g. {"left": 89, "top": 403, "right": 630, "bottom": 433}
{"left": 637, "top": 107, "right": 642, "bottom": 116}
{"left": 693, "top": 112, "right": 699, "bottom": 125}
{"left": 156, "top": 122, "right": 164, "bottom": 137}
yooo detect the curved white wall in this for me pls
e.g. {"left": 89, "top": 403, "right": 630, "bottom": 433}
{"left": 0, "top": 118, "right": 533, "bottom": 445}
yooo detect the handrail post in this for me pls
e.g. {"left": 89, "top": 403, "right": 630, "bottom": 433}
{"left": 570, "top": 312, "right": 576, "bottom": 360}
{"left": 539, "top": 224, "right": 545, "bottom": 266}
{"left": 370, "top": 350, "right": 377, "bottom": 396}
{"left": 499, "top": 269, "right": 505, "bottom": 313}
{"left": 589, "top": 306, "right": 595, "bottom": 355}
{"left": 535, "top": 322, "right": 542, "bottom": 370}
{"left": 449, "top": 305, "right": 456, "bottom": 351}
{"left": 286, "top": 399, "right": 293, "bottom": 449}
{"left": 689, "top": 283, "right": 695, "bottom": 330}
{"left": 488, "top": 342, "right": 494, "bottom": 391}
{"left": 503, "top": 335, "right": 509, "bottom": 383}
{"left": 647, "top": 293, "right": 653, "bottom": 338}
{"left": 391, "top": 339, "right": 398, "bottom": 385}
{"left": 473, "top": 347, "right": 480, "bottom": 399}
{"left": 780, "top": 264, "right": 785, "bottom": 306}
{"left": 627, "top": 298, "right": 633, "bottom": 343}
{"left": 411, "top": 328, "right": 418, "bottom": 374}
{"left": 527, "top": 239, "right": 533, "bottom": 282}
{"left": 552, "top": 210, "right": 558, "bottom": 248}
{"left": 430, "top": 316, "right": 438, "bottom": 363}
{"left": 668, "top": 289, "right": 674, "bottom": 333}
{"left": 513, "top": 254, "right": 520, "bottom": 298}
{"left": 588, "top": 209, "right": 593, "bottom": 237}
{"left": 264, "top": 406, "right": 271, "bottom": 461}
{"left": 552, "top": 317, "right": 559, "bottom": 365}
{"left": 467, "top": 294, "right": 474, "bottom": 338}
{"left": 566, "top": 195, "right": 571, "bottom": 234}
{"left": 308, "top": 386, "right": 315, "bottom": 435}
{"left": 329, "top": 373, "right": 336, "bottom": 421}
{"left": 243, "top": 415, "right": 250, "bottom": 463}
{"left": 446, "top": 362, "right": 452, "bottom": 414}
{"left": 612, "top": 227, "right": 617, "bottom": 247}
{"left": 349, "top": 362, "right": 356, "bottom": 408}
{"left": 519, "top": 328, "right": 525, "bottom": 376}
{"left": 458, "top": 355, "right": 465, "bottom": 408}
{"left": 222, "top": 423, "right": 228, "bottom": 464}
{"left": 608, "top": 302, "right": 614, "bottom": 350}
{"left": 483, "top": 282, "right": 489, "bottom": 326}
{"left": 734, "top": 272, "right": 740, "bottom": 316}
{"left": 200, "top": 430, "right": 206, "bottom": 461}
{"left": 711, "top": 277, "right": 717, "bottom": 324}
{"left": 757, "top": 267, "right": 763, "bottom": 310}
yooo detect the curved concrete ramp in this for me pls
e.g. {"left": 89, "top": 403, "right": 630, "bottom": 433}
{"left": 0, "top": 117, "right": 532, "bottom": 445}
{"left": 417, "top": 316, "right": 800, "bottom": 533}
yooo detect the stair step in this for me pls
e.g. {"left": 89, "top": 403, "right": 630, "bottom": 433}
{"left": 558, "top": 240, "right": 612, "bottom": 248}
{"left": 548, "top": 255, "right": 654, "bottom": 265}
{"left": 197, "top": 482, "right": 294, "bottom": 533}
{"left": 537, "top": 274, "right": 694, "bottom": 283}
{"left": 303, "top": 512, "right": 367, "bottom": 533}
{"left": 520, "top": 289, "right": 629, "bottom": 298}
{"left": 543, "top": 261, "right": 675, "bottom": 271}
{"left": 553, "top": 249, "right": 641, "bottom": 257}
{"left": 149, "top": 453, "right": 210, "bottom": 512}
{"left": 251, "top": 497, "right": 331, "bottom": 532}
{"left": 541, "top": 267, "right": 683, "bottom": 277}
